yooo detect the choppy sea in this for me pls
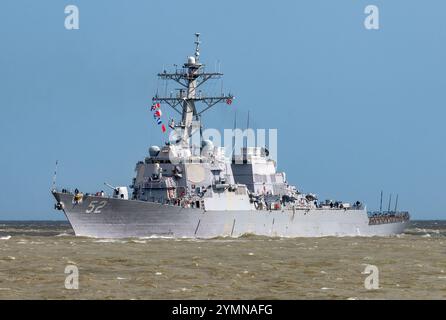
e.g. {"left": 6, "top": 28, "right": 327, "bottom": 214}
{"left": 0, "top": 220, "right": 445, "bottom": 299}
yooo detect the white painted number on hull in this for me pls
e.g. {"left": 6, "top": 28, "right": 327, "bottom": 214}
{"left": 85, "top": 200, "right": 107, "bottom": 214}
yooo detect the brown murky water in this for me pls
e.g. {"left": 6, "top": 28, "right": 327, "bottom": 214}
{"left": 0, "top": 221, "right": 445, "bottom": 299}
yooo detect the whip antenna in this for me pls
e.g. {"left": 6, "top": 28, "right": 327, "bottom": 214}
{"left": 387, "top": 193, "right": 392, "bottom": 212}
{"left": 379, "top": 190, "right": 383, "bottom": 213}
{"left": 52, "top": 160, "right": 58, "bottom": 191}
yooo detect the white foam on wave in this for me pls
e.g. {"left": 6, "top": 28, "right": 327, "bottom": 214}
{"left": 131, "top": 240, "right": 147, "bottom": 244}
{"left": 409, "top": 227, "right": 443, "bottom": 236}
{"left": 138, "top": 235, "right": 175, "bottom": 240}
{"left": 0, "top": 236, "right": 11, "bottom": 240}
{"left": 56, "top": 233, "right": 72, "bottom": 237}
{"left": 93, "top": 239, "right": 127, "bottom": 243}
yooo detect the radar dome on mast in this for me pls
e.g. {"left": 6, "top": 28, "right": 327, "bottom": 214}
{"left": 153, "top": 33, "right": 234, "bottom": 144}
{"left": 201, "top": 139, "right": 214, "bottom": 149}
{"left": 187, "top": 56, "right": 196, "bottom": 65}
{"left": 201, "top": 139, "right": 214, "bottom": 156}
{"left": 149, "top": 146, "right": 161, "bottom": 157}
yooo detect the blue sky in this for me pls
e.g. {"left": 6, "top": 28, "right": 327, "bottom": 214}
{"left": 0, "top": 0, "right": 445, "bottom": 220}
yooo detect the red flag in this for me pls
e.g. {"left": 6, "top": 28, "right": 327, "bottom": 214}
{"left": 150, "top": 103, "right": 160, "bottom": 111}
{"left": 226, "top": 98, "right": 232, "bottom": 105}
{"left": 161, "top": 124, "right": 166, "bottom": 133}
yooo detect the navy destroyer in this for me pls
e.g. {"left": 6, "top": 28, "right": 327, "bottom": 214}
{"left": 52, "top": 34, "right": 409, "bottom": 238}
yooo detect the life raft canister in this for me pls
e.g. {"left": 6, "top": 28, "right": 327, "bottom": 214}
{"left": 73, "top": 193, "right": 83, "bottom": 203}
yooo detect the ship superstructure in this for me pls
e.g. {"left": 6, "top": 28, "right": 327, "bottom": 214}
{"left": 52, "top": 34, "right": 409, "bottom": 238}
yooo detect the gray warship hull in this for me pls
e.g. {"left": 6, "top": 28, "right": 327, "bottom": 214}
{"left": 53, "top": 192, "right": 408, "bottom": 238}
{"left": 51, "top": 34, "right": 411, "bottom": 239}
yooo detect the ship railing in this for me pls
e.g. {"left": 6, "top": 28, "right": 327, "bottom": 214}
{"left": 281, "top": 205, "right": 364, "bottom": 211}
{"left": 368, "top": 211, "right": 410, "bottom": 217}
{"left": 367, "top": 211, "right": 410, "bottom": 225}
{"left": 309, "top": 205, "right": 364, "bottom": 211}
{"left": 53, "top": 188, "right": 113, "bottom": 198}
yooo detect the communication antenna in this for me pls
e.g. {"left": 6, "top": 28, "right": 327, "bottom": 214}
{"left": 231, "top": 110, "right": 237, "bottom": 157}
{"left": 194, "top": 33, "right": 201, "bottom": 61}
{"left": 244, "top": 110, "right": 250, "bottom": 149}
{"left": 379, "top": 190, "right": 383, "bottom": 212}
{"left": 394, "top": 194, "right": 399, "bottom": 212}
{"left": 387, "top": 193, "right": 392, "bottom": 212}
{"left": 52, "top": 160, "right": 58, "bottom": 191}
{"left": 153, "top": 33, "right": 234, "bottom": 144}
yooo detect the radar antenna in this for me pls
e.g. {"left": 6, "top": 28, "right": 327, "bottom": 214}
{"left": 51, "top": 160, "right": 58, "bottom": 191}
{"left": 153, "top": 33, "right": 234, "bottom": 144}
{"left": 194, "top": 33, "right": 201, "bottom": 61}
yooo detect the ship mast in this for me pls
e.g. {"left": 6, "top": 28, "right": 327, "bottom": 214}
{"left": 153, "top": 33, "right": 234, "bottom": 145}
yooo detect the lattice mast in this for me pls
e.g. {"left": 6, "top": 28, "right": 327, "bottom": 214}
{"left": 153, "top": 33, "right": 234, "bottom": 145}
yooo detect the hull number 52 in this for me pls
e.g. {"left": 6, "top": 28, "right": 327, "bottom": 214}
{"left": 85, "top": 200, "right": 107, "bottom": 214}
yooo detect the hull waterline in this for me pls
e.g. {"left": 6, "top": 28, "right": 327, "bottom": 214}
{"left": 53, "top": 192, "right": 408, "bottom": 239}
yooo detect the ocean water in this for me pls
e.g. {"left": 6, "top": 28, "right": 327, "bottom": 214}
{"left": 0, "top": 221, "right": 445, "bottom": 299}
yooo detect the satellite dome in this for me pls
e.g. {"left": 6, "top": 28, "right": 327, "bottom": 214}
{"left": 187, "top": 56, "right": 196, "bottom": 64}
{"left": 201, "top": 139, "right": 214, "bottom": 149}
{"left": 149, "top": 145, "right": 161, "bottom": 157}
